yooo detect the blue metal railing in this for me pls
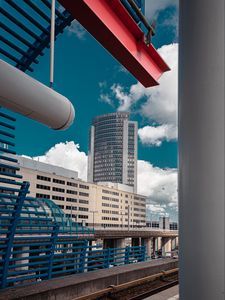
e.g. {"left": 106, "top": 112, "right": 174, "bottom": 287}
{"left": 0, "top": 109, "right": 147, "bottom": 289}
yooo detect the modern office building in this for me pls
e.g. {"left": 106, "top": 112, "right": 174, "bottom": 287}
{"left": 11, "top": 156, "right": 146, "bottom": 228}
{"left": 146, "top": 217, "right": 178, "bottom": 231}
{"left": 88, "top": 112, "right": 138, "bottom": 192}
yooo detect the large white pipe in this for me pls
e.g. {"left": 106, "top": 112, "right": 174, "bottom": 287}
{"left": 0, "top": 59, "right": 75, "bottom": 130}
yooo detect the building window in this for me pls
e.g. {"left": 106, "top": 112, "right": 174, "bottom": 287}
{"left": 79, "top": 207, "right": 88, "bottom": 212}
{"left": 79, "top": 192, "right": 89, "bottom": 197}
{"left": 79, "top": 184, "right": 89, "bottom": 190}
{"left": 52, "top": 195, "right": 64, "bottom": 201}
{"left": 36, "top": 184, "right": 50, "bottom": 191}
{"left": 36, "top": 193, "right": 50, "bottom": 199}
{"left": 66, "top": 206, "right": 77, "bottom": 211}
{"left": 53, "top": 187, "right": 65, "bottom": 193}
{"left": 67, "top": 182, "right": 78, "bottom": 187}
{"left": 37, "top": 175, "right": 51, "bottom": 182}
{"left": 79, "top": 199, "right": 89, "bottom": 204}
{"left": 67, "top": 189, "right": 78, "bottom": 195}
{"left": 78, "top": 215, "right": 88, "bottom": 219}
{"left": 66, "top": 197, "right": 77, "bottom": 203}
{"left": 53, "top": 178, "right": 65, "bottom": 185}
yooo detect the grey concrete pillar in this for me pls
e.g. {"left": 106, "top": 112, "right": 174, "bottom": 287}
{"left": 171, "top": 237, "right": 177, "bottom": 251}
{"left": 152, "top": 238, "right": 156, "bottom": 255}
{"left": 142, "top": 238, "right": 151, "bottom": 258}
{"left": 115, "top": 238, "right": 126, "bottom": 249}
{"left": 157, "top": 237, "right": 162, "bottom": 252}
{"left": 179, "top": 0, "right": 224, "bottom": 299}
{"left": 162, "top": 238, "right": 171, "bottom": 256}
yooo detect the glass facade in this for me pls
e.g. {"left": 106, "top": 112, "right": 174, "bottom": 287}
{"left": 88, "top": 112, "right": 137, "bottom": 192}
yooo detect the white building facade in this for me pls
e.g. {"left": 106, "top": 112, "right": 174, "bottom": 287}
{"left": 14, "top": 157, "right": 146, "bottom": 228}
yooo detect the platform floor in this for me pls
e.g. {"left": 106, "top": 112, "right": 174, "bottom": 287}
{"left": 145, "top": 285, "right": 179, "bottom": 300}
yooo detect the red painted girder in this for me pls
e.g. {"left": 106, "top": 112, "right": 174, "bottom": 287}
{"left": 59, "top": 0, "right": 170, "bottom": 87}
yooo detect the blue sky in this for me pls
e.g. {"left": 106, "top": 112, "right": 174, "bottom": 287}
{"left": 1, "top": 0, "right": 179, "bottom": 220}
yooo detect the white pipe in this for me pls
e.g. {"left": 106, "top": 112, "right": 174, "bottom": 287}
{"left": 0, "top": 59, "right": 75, "bottom": 130}
{"left": 50, "top": 0, "right": 55, "bottom": 88}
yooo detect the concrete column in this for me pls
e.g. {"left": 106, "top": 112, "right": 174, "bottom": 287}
{"left": 142, "top": 238, "right": 151, "bottom": 258}
{"left": 157, "top": 237, "right": 162, "bottom": 252}
{"left": 151, "top": 238, "right": 156, "bottom": 255}
{"left": 115, "top": 238, "right": 126, "bottom": 249}
{"left": 162, "top": 238, "right": 171, "bottom": 256}
{"left": 171, "top": 237, "right": 177, "bottom": 251}
{"left": 179, "top": 0, "right": 224, "bottom": 299}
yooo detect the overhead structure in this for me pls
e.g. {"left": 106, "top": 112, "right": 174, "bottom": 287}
{"left": 59, "top": 0, "right": 170, "bottom": 87}
{"left": 0, "top": 0, "right": 74, "bottom": 73}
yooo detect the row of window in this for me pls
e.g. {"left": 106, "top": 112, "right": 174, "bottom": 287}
{"left": 102, "top": 196, "right": 119, "bottom": 203}
{"left": 102, "top": 210, "right": 119, "bottom": 215}
{"left": 37, "top": 175, "right": 89, "bottom": 189}
{"left": 102, "top": 189, "right": 119, "bottom": 196}
{"left": 102, "top": 203, "right": 119, "bottom": 208}
{"left": 102, "top": 217, "right": 119, "bottom": 221}
{"left": 36, "top": 193, "right": 89, "bottom": 204}
{"left": 65, "top": 214, "right": 88, "bottom": 219}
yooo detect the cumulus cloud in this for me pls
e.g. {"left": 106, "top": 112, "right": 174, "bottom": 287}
{"left": 67, "top": 20, "right": 87, "bottom": 40}
{"left": 138, "top": 124, "right": 177, "bottom": 146}
{"left": 137, "top": 160, "right": 178, "bottom": 220}
{"left": 145, "top": 0, "right": 179, "bottom": 20}
{"left": 33, "top": 142, "right": 87, "bottom": 181}
{"left": 102, "top": 43, "right": 178, "bottom": 146}
{"left": 140, "top": 43, "right": 178, "bottom": 125}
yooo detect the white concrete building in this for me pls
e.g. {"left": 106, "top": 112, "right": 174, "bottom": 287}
{"left": 14, "top": 156, "right": 146, "bottom": 228}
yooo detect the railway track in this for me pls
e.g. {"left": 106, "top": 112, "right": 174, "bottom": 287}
{"left": 74, "top": 268, "right": 179, "bottom": 300}
{"left": 129, "top": 280, "right": 178, "bottom": 300}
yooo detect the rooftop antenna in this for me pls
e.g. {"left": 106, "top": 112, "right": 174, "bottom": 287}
{"left": 50, "top": 0, "right": 55, "bottom": 88}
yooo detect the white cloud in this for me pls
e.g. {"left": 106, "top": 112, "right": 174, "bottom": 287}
{"left": 136, "top": 43, "right": 178, "bottom": 125}
{"left": 33, "top": 141, "right": 87, "bottom": 181}
{"left": 67, "top": 20, "right": 86, "bottom": 40}
{"left": 111, "top": 84, "right": 134, "bottom": 111}
{"left": 137, "top": 160, "right": 178, "bottom": 220}
{"left": 138, "top": 124, "right": 177, "bottom": 146}
{"left": 145, "top": 0, "right": 179, "bottom": 20}
{"left": 104, "top": 43, "right": 178, "bottom": 146}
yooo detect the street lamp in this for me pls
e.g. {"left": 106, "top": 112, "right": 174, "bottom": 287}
{"left": 120, "top": 212, "right": 126, "bottom": 229}
{"left": 90, "top": 210, "right": 98, "bottom": 231}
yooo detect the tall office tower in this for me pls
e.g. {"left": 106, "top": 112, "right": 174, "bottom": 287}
{"left": 88, "top": 112, "right": 138, "bottom": 192}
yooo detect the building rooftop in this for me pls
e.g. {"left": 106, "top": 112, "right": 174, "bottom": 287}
{"left": 16, "top": 156, "right": 78, "bottom": 180}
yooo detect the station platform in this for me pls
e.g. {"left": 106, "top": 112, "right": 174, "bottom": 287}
{"left": 0, "top": 259, "right": 178, "bottom": 300}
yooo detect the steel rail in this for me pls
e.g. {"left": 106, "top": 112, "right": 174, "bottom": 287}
{"left": 74, "top": 268, "right": 179, "bottom": 300}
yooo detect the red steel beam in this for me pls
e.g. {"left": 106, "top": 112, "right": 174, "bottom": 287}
{"left": 59, "top": 0, "right": 170, "bottom": 87}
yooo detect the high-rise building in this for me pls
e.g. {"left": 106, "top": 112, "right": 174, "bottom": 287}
{"left": 88, "top": 112, "right": 138, "bottom": 192}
